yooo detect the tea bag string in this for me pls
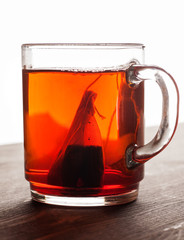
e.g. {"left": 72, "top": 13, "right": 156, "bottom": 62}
{"left": 85, "top": 74, "right": 106, "bottom": 120}
{"left": 95, "top": 106, "right": 106, "bottom": 120}
{"left": 104, "top": 109, "right": 116, "bottom": 149}
{"left": 105, "top": 73, "right": 120, "bottom": 149}
{"left": 85, "top": 74, "right": 102, "bottom": 91}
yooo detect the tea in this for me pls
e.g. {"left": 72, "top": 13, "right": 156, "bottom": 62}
{"left": 23, "top": 69, "right": 144, "bottom": 197}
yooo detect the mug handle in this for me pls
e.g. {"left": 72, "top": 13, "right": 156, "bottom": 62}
{"left": 125, "top": 64, "right": 179, "bottom": 169}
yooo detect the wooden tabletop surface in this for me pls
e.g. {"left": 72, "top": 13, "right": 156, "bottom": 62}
{"left": 0, "top": 124, "right": 184, "bottom": 240}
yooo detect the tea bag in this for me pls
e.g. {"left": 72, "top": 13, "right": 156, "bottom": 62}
{"left": 48, "top": 90, "right": 104, "bottom": 188}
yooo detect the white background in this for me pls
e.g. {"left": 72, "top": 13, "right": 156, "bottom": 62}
{"left": 0, "top": 0, "right": 183, "bottom": 145}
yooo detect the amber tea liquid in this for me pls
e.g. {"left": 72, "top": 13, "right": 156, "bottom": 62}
{"left": 23, "top": 69, "right": 144, "bottom": 197}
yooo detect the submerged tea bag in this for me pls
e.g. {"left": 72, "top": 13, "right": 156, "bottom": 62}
{"left": 48, "top": 90, "right": 104, "bottom": 188}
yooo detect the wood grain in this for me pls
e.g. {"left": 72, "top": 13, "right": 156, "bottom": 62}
{"left": 0, "top": 124, "right": 184, "bottom": 240}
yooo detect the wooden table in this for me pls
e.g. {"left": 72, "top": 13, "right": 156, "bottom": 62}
{"left": 0, "top": 124, "right": 184, "bottom": 240}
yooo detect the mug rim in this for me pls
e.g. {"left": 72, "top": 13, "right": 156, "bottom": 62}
{"left": 21, "top": 43, "right": 145, "bottom": 50}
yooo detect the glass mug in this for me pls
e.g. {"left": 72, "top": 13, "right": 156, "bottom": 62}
{"left": 22, "top": 43, "right": 179, "bottom": 206}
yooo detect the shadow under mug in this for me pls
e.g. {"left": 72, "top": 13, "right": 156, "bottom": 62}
{"left": 22, "top": 43, "right": 179, "bottom": 206}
